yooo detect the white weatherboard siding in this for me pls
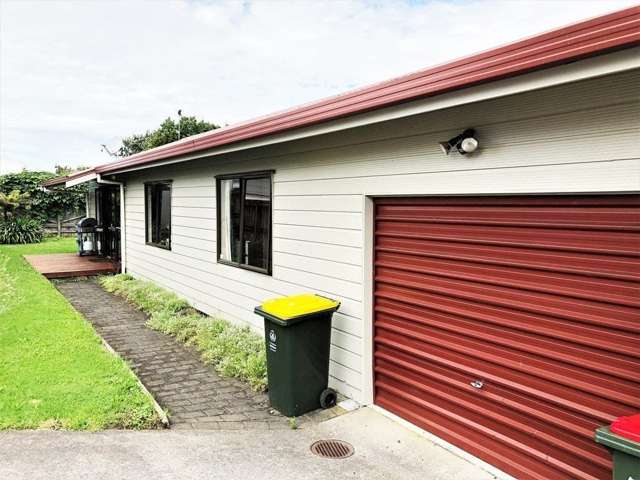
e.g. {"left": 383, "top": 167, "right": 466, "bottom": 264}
{"left": 121, "top": 70, "right": 640, "bottom": 402}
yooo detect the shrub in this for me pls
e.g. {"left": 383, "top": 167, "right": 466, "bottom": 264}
{"left": 101, "top": 274, "right": 189, "bottom": 314}
{"left": 194, "top": 319, "right": 267, "bottom": 391}
{"left": 0, "top": 218, "right": 44, "bottom": 244}
{"left": 0, "top": 170, "right": 87, "bottom": 223}
{"left": 99, "top": 274, "right": 267, "bottom": 391}
{"left": 147, "top": 310, "right": 203, "bottom": 344}
{"left": 99, "top": 273, "right": 135, "bottom": 295}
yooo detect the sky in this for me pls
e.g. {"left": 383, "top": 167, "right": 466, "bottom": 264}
{"left": 0, "top": 0, "right": 637, "bottom": 173}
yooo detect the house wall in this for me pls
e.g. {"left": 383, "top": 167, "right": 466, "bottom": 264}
{"left": 119, "top": 69, "right": 640, "bottom": 403}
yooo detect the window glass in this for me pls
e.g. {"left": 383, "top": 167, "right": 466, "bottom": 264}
{"left": 219, "top": 178, "right": 242, "bottom": 262}
{"left": 157, "top": 184, "right": 171, "bottom": 246}
{"left": 145, "top": 186, "right": 153, "bottom": 243}
{"left": 242, "top": 177, "right": 271, "bottom": 270}
{"left": 145, "top": 182, "right": 171, "bottom": 248}
{"left": 217, "top": 173, "right": 271, "bottom": 273}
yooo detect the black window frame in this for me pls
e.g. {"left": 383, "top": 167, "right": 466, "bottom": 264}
{"left": 144, "top": 180, "right": 172, "bottom": 250}
{"left": 216, "top": 170, "right": 274, "bottom": 275}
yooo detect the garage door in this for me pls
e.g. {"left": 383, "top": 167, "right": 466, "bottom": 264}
{"left": 373, "top": 195, "right": 640, "bottom": 480}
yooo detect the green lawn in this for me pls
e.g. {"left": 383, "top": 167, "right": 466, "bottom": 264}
{"left": 0, "top": 237, "right": 159, "bottom": 430}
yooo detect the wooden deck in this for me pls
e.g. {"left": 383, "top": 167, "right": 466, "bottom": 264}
{"left": 23, "top": 253, "right": 118, "bottom": 278}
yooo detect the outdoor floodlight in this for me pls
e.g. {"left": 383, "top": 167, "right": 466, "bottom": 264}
{"left": 439, "top": 129, "right": 479, "bottom": 156}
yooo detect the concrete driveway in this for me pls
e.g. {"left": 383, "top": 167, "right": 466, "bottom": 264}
{"left": 0, "top": 408, "right": 495, "bottom": 480}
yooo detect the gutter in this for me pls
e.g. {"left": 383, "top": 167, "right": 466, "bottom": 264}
{"left": 96, "top": 174, "right": 127, "bottom": 275}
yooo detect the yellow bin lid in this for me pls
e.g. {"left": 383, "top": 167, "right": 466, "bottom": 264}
{"left": 261, "top": 294, "right": 339, "bottom": 320}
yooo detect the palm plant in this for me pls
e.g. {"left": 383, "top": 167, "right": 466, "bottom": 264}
{"left": 0, "top": 190, "right": 31, "bottom": 220}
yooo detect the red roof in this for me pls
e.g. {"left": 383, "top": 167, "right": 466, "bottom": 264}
{"left": 45, "top": 6, "right": 640, "bottom": 186}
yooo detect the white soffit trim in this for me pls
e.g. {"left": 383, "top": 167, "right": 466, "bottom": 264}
{"left": 108, "top": 47, "right": 640, "bottom": 176}
{"left": 65, "top": 172, "right": 97, "bottom": 187}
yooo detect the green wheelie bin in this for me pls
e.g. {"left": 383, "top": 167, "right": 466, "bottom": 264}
{"left": 254, "top": 294, "right": 340, "bottom": 417}
{"left": 595, "top": 414, "right": 640, "bottom": 480}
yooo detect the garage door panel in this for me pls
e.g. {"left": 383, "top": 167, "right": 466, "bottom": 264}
{"left": 375, "top": 283, "right": 639, "bottom": 357}
{"left": 373, "top": 195, "right": 640, "bottom": 480}
{"left": 374, "top": 194, "right": 640, "bottom": 212}
{"left": 376, "top": 345, "right": 603, "bottom": 440}
{"left": 377, "top": 359, "right": 604, "bottom": 454}
{"left": 376, "top": 251, "right": 640, "bottom": 306}
{"left": 375, "top": 328, "right": 635, "bottom": 422}
{"left": 376, "top": 316, "right": 640, "bottom": 406}
{"left": 374, "top": 194, "right": 639, "bottom": 207}
{"left": 376, "top": 365, "right": 610, "bottom": 474}
{"left": 376, "top": 236, "right": 640, "bottom": 281}
{"left": 375, "top": 393, "right": 575, "bottom": 480}
{"left": 376, "top": 267, "right": 639, "bottom": 332}
{"left": 376, "top": 377, "right": 609, "bottom": 480}
{"left": 376, "top": 220, "right": 639, "bottom": 256}
{"left": 375, "top": 300, "right": 640, "bottom": 381}
{"left": 376, "top": 204, "right": 640, "bottom": 227}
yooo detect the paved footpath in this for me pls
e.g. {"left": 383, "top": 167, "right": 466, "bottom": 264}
{"left": 56, "top": 279, "right": 339, "bottom": 430}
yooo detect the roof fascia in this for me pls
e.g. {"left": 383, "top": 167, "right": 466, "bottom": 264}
{"left": 65, "top": 171, "right": 97, "bottom": 187}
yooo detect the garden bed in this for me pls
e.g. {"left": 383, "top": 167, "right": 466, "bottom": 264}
{"left": 100, "top": 274, "right": 268, "bottom": 391}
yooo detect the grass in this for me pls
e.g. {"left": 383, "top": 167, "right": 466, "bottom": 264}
{"left": 0, "top": 237, "right": 160, "bottom": 430}
{"left": 289, "top": 417, "right": 298, "bottom": 430}
{"left": 100, "top": 274, "right": 268, "bottom": 391}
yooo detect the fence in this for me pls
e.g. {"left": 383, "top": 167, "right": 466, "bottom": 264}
{"left": 44, "top": 214, "right": 84, "bottom": 236}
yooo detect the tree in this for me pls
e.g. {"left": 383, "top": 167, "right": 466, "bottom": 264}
{"left": 120, "top": 134, "right": 148, "bottom": 157}
{"left": 119, "top": 116, "right": 219, "bottom": 156}
{"left": 54, "top": 164, "right": 91, "bottom": 176}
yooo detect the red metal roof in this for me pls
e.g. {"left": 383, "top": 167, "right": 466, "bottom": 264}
{"left": 45, "top": 6, "right": 640, "bottom": 185}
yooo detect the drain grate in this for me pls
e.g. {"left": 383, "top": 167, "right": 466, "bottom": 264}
{"left": 310, "top": 439, "right": 354, "bottom": 459}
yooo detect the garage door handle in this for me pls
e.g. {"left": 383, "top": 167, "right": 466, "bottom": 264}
{"left": 470, "top": 380, "right": 484, "bottom": 389}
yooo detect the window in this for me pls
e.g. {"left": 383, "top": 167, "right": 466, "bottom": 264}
{"left": 145, "top": 181, "right": 172, "bottom": 249}
{"left": 217, "top": 171, "right": 272, "bottom": 274}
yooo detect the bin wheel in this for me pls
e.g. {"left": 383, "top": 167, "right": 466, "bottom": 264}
{"left": 320, "top": 388, "right": 337, "bottom": 409}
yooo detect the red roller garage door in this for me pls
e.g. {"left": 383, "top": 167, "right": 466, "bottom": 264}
{"left": 373, "top": 195, "right": 640, "bottom": 480}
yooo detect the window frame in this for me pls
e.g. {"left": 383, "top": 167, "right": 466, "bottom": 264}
{"left": 216, "top": 170, "right": 274, "bottom": 275}
{"left": 144, "top": 180, "right": 173, "bottom": 250}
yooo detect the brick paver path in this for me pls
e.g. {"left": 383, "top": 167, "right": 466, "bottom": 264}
{"left": 56, "top": 279, "right": 293, "bottom": 430}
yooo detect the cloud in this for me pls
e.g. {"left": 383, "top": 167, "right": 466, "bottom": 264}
{"left": 0, "top": 157, "right": 25, "bottom": 175}
{"left": 0, "top": 0, "right": 636, "bottom": 172}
